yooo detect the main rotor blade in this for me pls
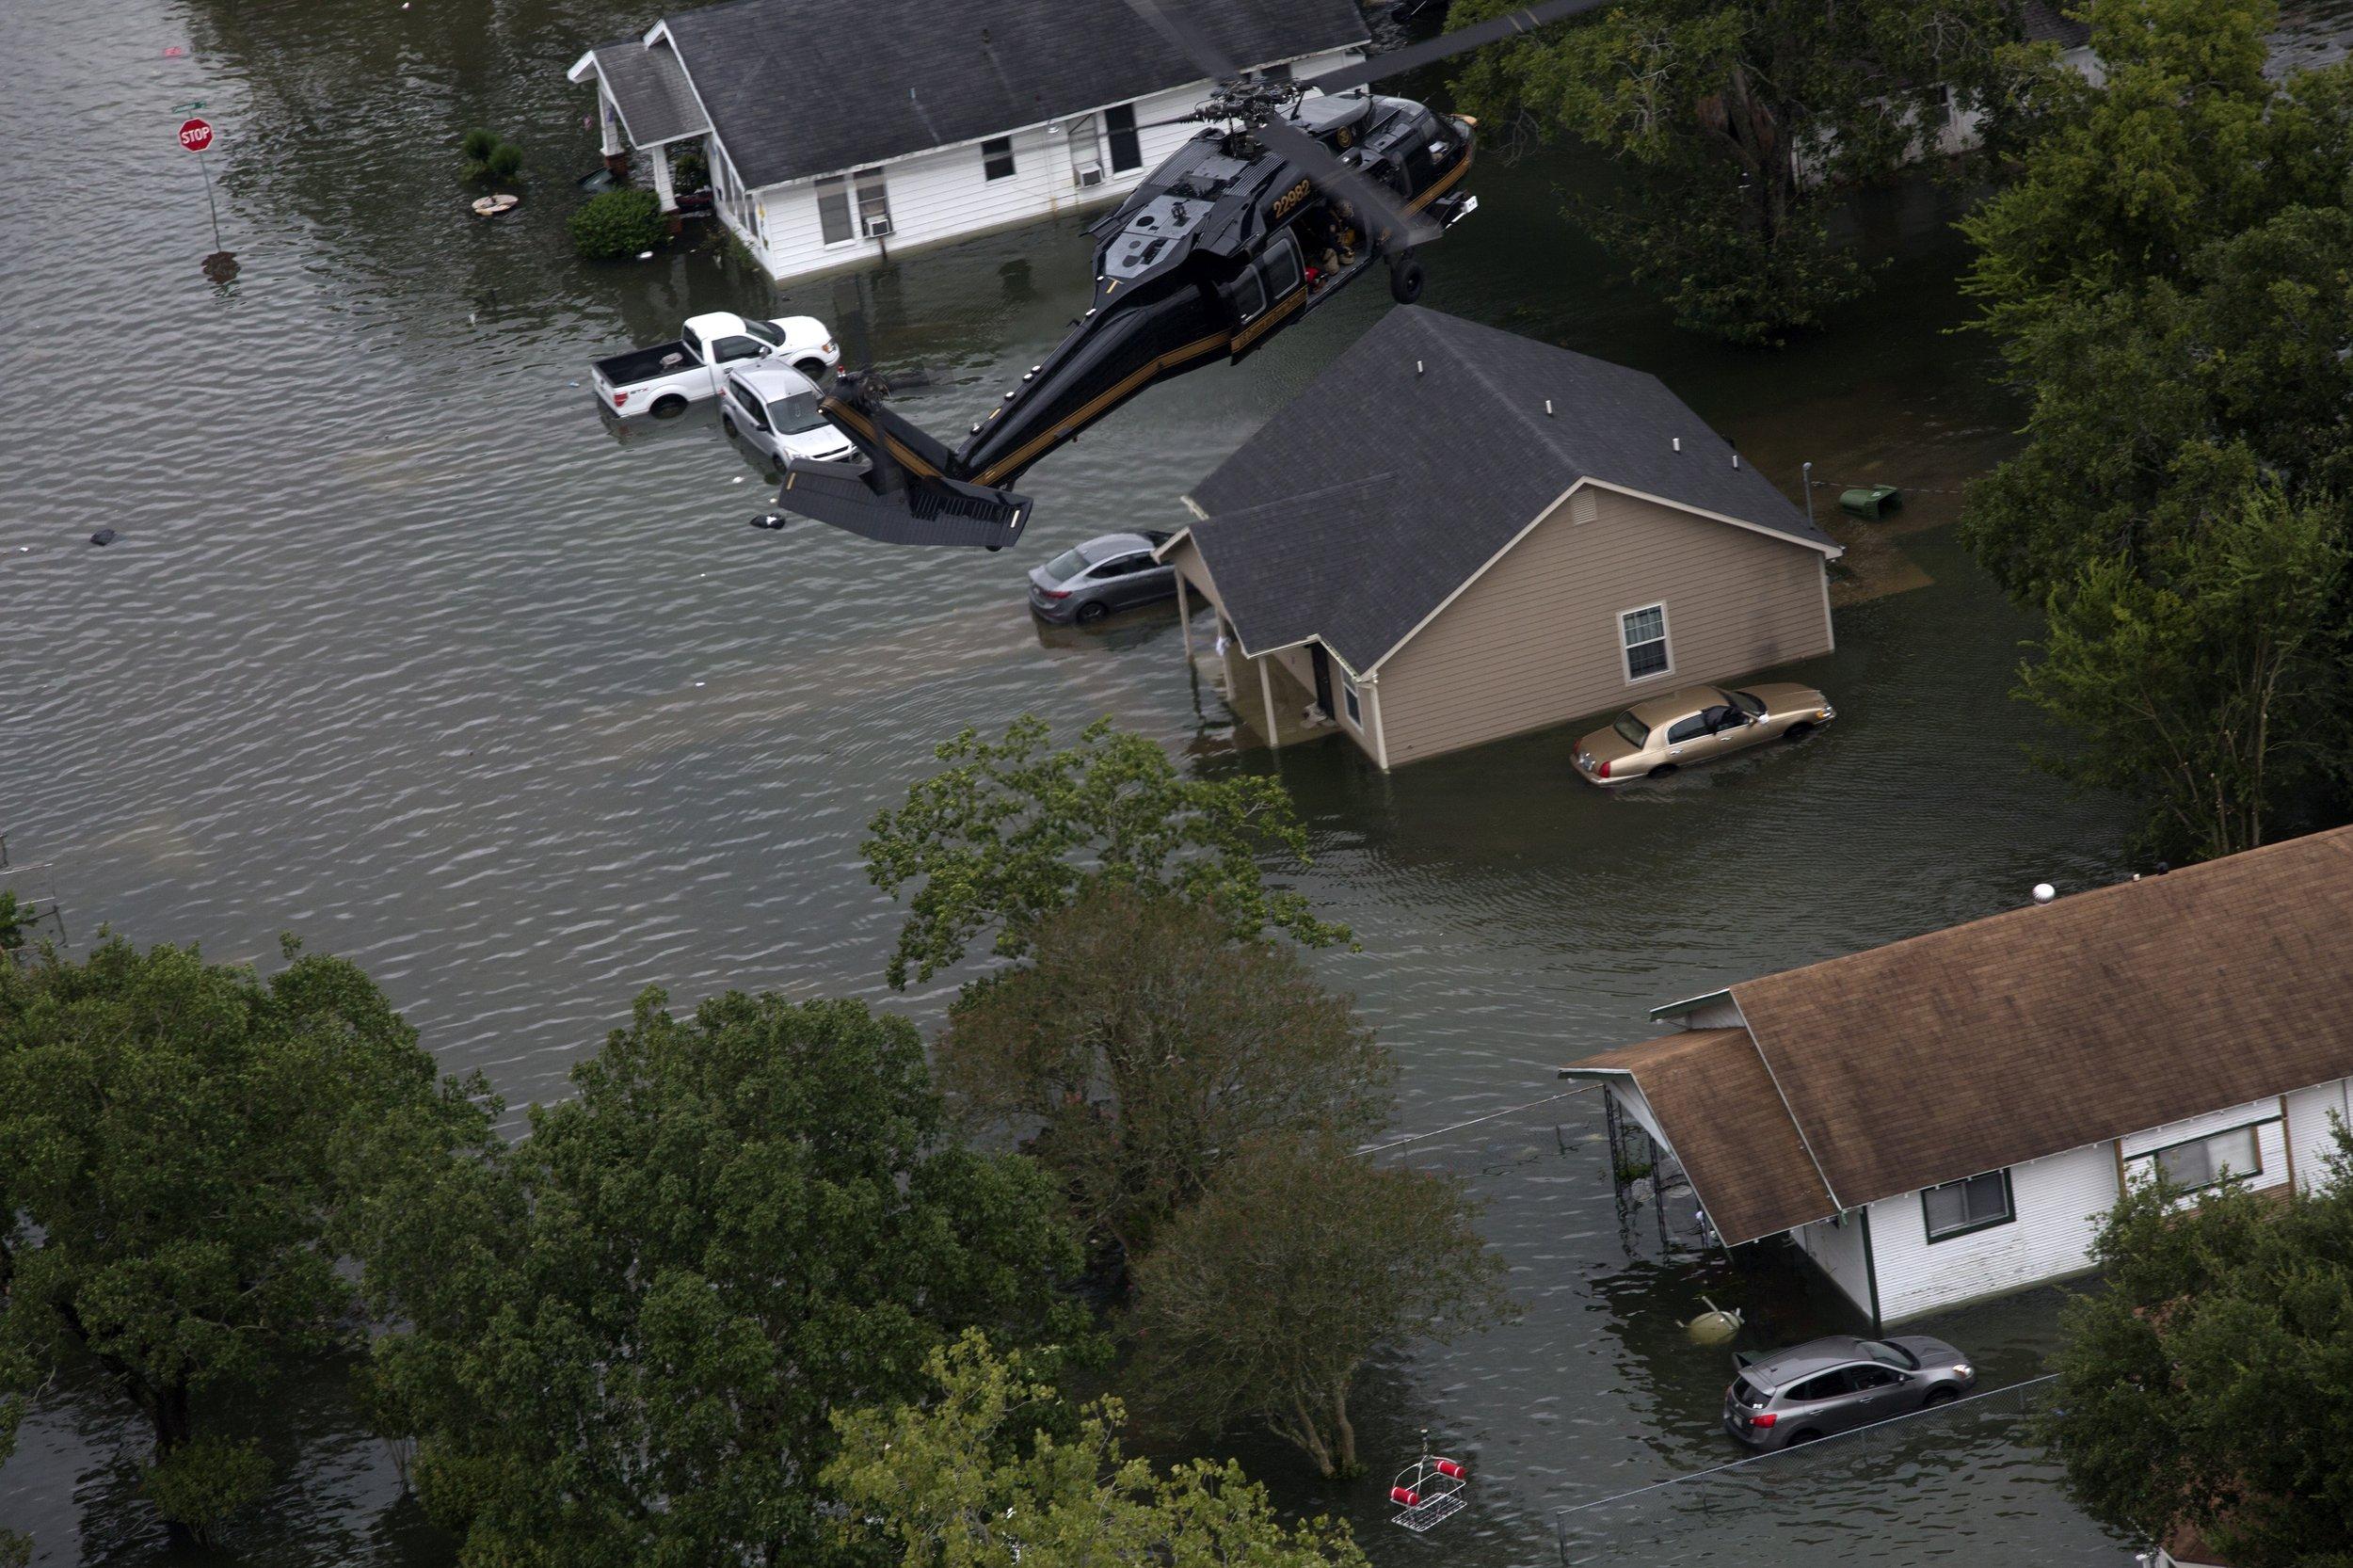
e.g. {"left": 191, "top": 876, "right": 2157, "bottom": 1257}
{"left": 1297, "top": 0, "right": 1609, "bottom": 96}
{"left": 1252, "top": 113, "right": 1439, "bottom": 252}
{"left": 1121, "top": 0, "right": 1241, "bottom": 82}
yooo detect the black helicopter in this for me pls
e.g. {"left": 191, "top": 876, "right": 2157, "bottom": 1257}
{"left": 774, "top": 0, "right": 1603, "bottom": 549}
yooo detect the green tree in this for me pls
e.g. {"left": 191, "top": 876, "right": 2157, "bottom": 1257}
{"left": 940, "top": 882, "right": 1392, "bottom": 1265}
{"left": 0, "top": 890, "right": 25, "bottom": 953}
{"left": 0, "top": 936, "right": 491, "bottom": 1545}
{"left": 2042, "top": 1128, "right": 2353, "bottom": 1566}
{"left": 1449, "top": 0, "right": 2025, "bottom": 343}
{"left": 2020, "top": 484, "right": 2347, "bottom": 860}
{"left": 863, "top": 715, "right": 1349, "bottom": 989}
{"left": 824, "top": 1332, "right": 1371, "bottom": 1568}
{"left": 1959, "top": 0, "right": 2353, "bottom": 606}
{"left": 0, "top": 1337, "right": 31, "bottom": 1568}
{"left": 1133, "top": 1138, "right": 1515, "bottom": 1479}
{"left": 1959, "top": 0, "right": 2302, "bottom": 337}
{"left": 360, "top": 988, "right": 1089, "bottom": 1568}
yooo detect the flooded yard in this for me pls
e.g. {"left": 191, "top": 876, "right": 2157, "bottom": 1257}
{"left": 3, "top": 0, "right": 2274, "bottom": 1560}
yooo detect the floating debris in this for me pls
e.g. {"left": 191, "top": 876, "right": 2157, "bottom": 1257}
{"left": 88, "top": 528, "right": 119, "bottom": 547}
{"left": 471, "top": 193, "right": 520, "bottom": 217}
{"left": 1686, "top": 1296, "right": 1743, "bottom": 1346}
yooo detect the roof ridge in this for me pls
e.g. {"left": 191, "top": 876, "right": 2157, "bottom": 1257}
{"left": 1729, "top": 824, "right": 2353, "bottom": 1001}
{"left": 1417, "top": 310, "right": 1568, "bottom": 457}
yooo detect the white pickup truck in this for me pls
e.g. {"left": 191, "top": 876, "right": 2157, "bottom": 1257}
{"left": 590, "top": 312, "right": 840, "bottom": 417}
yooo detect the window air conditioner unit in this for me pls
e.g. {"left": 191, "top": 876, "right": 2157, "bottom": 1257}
{"left": 863, "top": 216, "right": 893, "bottom": 238}
{"left": 1073, "top": 161, "right": 1104, "bottom": 188}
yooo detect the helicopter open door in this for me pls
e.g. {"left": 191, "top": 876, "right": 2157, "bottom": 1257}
{"left": 1228, "top": 232, "right": 1305, "bottom": 359}
{"left": 778, "top": 388, "right": 1034, "bottom": 549}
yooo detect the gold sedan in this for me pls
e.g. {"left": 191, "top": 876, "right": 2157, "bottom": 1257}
{"left": 1573, "top": 682, "right": 1834, "bottom": 786}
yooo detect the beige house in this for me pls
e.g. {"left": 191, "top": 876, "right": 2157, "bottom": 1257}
{"left": 1157, "top": 308, "right": 1841, "bottom": 768}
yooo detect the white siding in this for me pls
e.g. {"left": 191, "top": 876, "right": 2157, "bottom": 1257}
{"left": 1866, "top": 1144, "right": 2120, "bottom": 1323}
{"left": 2286, "top": 1079, "right": 2352, "bottom": 1192}
{"left": 2121, "top": 1096, "right": 2281, "bottom": 1159}
{"left": 721, "top": 51, "right": 1361, "bottom": 282}
{"left": 1792, "top": 1213, "right": 1873, "bottom": 1320}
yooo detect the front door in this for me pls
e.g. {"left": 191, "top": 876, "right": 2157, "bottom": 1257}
{"left": 1309, "top": 644, "right": 1335, "bottom": 718}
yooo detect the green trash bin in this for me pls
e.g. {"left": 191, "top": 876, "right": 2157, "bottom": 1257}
{"left": 1839, "top": 484, "right": 1901, "bottom": 520}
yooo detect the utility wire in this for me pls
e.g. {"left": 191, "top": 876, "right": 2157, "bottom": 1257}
{"left": 1356, "top": 1084, "right": 1595, "bottom": 1157}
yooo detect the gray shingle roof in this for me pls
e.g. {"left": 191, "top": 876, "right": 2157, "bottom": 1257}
{"left": 2021, "top": 0, "right": 2092, "bottom": 49}
{"left": 1182, "top": 307, "right": 1836, "bottom": 674}
{"left": 589, "top": 36, "right": 710, "bottom": 147}
{"left": 647, "top": 0, "right": 1368, "bottom": 188}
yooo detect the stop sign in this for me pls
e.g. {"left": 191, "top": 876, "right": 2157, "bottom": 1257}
{"left": 178, "top": 117, "right": 214, "bottom": 152}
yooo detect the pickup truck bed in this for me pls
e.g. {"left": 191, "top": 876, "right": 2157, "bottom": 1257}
{"left": 595, "top": 341, "right": 694, "bottom": 387}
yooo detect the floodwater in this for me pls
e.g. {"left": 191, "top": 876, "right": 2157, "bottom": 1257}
{"left": 17, "top": 0, "right": 2345, "bottom": 1561}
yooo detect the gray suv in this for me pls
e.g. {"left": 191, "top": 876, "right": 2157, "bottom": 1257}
{"left": 1722, "top": 1335, "right": 1975, "bottom": 1450}
{"left": 1027, "top": 531, "right": 1175, "bottom": 626}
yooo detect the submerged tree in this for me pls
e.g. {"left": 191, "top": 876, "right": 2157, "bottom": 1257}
{"left": 360, "top": 988, "right": 1089, "bottom": 1568}
{"left": 1133, "top": 1138, "right": 1515, "bottom": 1479}
{"left": 0, "top": 936, "right": 491, "bottom": 1546}
{"left": 2021, "top": 484, "right": 2346, "bottom": 861}
{"left": 824, "top": 1333, "right": 1371, "bottom": 1568}
{"left": 863, "top": 715, "right": 1348, "bottom": 988}
{"left": 1449, "top": 0, "right": 2026, "bottom": 344}
{"left": 940, "top": 882, "right": 1392, "bottom": 1265}
{"left": 2043, "top": 1128, "right": 2353, "bottom": 1565}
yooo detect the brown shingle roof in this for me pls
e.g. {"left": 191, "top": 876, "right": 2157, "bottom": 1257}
{"left": 1567, "top": 1029, "right": 1834, "bottom": 1247}
{"left": 1565, "top": 825, "right": 2353, "bottom": 1245}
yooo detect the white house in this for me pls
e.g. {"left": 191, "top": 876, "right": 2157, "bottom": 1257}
{"left": 567, "top": 0, "right": 1369, "bottom": 284}
{"left": 1561, "top": 825, "right": 2353, "bottom": 1327}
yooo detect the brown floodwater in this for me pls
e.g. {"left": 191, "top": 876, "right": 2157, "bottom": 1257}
{"left": 15, "top": 0, "right": 2345, "bottom": 1560}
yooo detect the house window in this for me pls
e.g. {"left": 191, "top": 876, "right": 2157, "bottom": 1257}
{"left": 1105, "top": 103, "right": 1143, "bottom": 172}
{"left": 982, "top": 136, "right": 1016, "bottom": 181}
{"left": 1620, "top": 604, "right": 1671, "bottom": 681}
{"left": 816, "top": 175, "right": 852, "bottom": 246}
{"left": 2141, "top": 1125, "right": 2264, "bottom": 1192}
{"left": 855, "top": 168, "right": 892, "bottom": 236}
{"left": 1342, "top": 671, "right": 1361, "bottom": 727}
{"left": 1922, "top": 1170, "right": 2014, "bottom": 1242}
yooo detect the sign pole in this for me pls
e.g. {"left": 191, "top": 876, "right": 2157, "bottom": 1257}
{"left": 197, "top": 147, "right": 222, "bottom": 253}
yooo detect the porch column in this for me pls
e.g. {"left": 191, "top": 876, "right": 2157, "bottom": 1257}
{"left": 593, "top": 86, "right": 621, "bottom": 157}
{"left": 1257, "top": 656, "right": 1283, "bottom": 750}
{"left": 1176, "top": 575, "right": 1193, "bottom": 661}
{"left": 651, "top": 150, "right": 678, "bottom": 213}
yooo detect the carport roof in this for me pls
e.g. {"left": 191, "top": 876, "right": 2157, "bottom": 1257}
{"left": 580, "top": 36, "right": 710, "bottom": 147}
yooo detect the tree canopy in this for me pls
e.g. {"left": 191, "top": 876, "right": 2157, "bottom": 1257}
{"left": 2043, "top": 1132, "right": 2353, "bottom": 1565}
{"left": 863, "top": 715, "right": 1349, "bottom": 989}
{"left": 1133, "top": 1137, "right": 1515, "bottom": 1479}
{"left": 0, "top": 936, "right": 490, "bottom": 1545}
{"left": 824, "top": 1333, "right": 1371, "bottom": 1568}
{"left": 360, "top": 987, "right": 1090, "bottom": 1568}
{"left": 939, "top": 883, "right": 1392, "bottom": 1264}
{"left": 1449, "top": 0, "right": 2026, "bottom": 343}
{"left": 1957, "top": 0, "right": 2353, "bottom": 856}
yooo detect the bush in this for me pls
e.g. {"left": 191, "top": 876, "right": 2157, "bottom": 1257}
{"left": 672, "top": 144, "right": 710, "bottom": 192}
{"left": 568, "top": 187, "right": 665, "bottom": 260}
{"left": 459, "top": 127, "right": 522, "bottom": 185}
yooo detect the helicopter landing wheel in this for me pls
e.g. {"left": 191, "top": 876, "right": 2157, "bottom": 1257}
{"left": 1388, "top": 257, "right": 1426, "bottom": 305}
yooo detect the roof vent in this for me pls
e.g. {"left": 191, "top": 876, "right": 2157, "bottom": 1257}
{"left": 1416, "top": 359, "right": 1424, "bottom": 377}
{"left": 2031, "top": 883, "right": 2057, "bottom": 905}
{"left": 1544, "top": 398, "right": 1554, "bottom": 416}
{"left": 1672, "top": 436, "right": 1682, "bottom": 453}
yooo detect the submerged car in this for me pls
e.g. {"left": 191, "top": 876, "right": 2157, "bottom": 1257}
{"left": 1723, "top": 1335, "right": 1976, "bottom": 1450}
{"left": 1027, "top": 531, "right": 1176, "bottom": 626}
{"left": 1573, "top": 681, "right": 1833, "bottom": 785}
{"left": 721, "top": 362, "right": 863, "bottom": 472}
